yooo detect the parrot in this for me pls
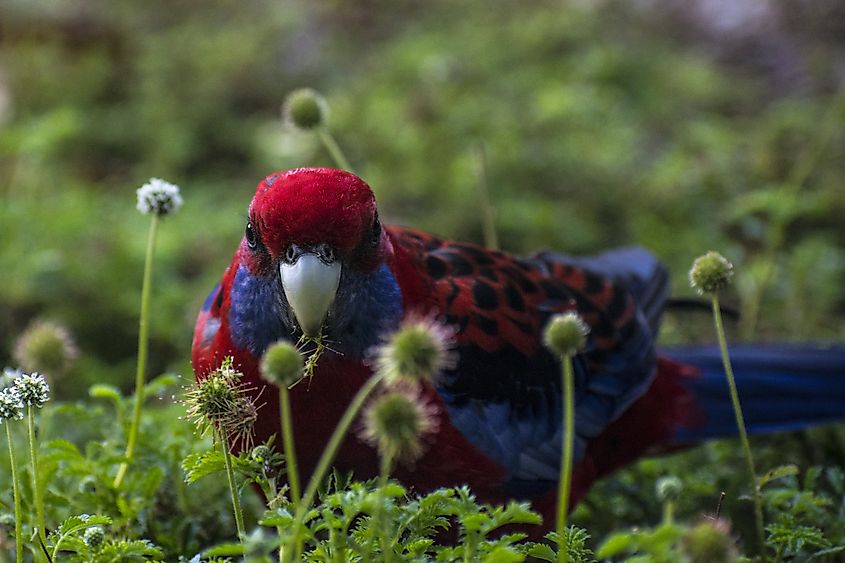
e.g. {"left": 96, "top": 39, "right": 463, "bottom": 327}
{"left": 192, "top": 167, "right": 845, "bottom": 528}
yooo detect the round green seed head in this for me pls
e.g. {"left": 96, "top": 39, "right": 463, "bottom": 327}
{"left": 391, "top": 325, "right": 440, "bottom": 380}
{"left": 378, "top": 318, "right": 454, "bottom": 385}
{"left": 543, "top": 312, "right": 589, "bottom": 357}
{"left": 689, "top": 251, "right": 734, "bottom": 295}
{"left": 682, "top": 518, "right": 737, "bottom": 563}
{"left": 83, "top": 526, "right": 105, "bottom": 549}
{"left": 283, "top": 88, "right": 328, "bottom": 129}
{"left": 360, "top": 388, "right": 438, "bottom": 463}
{"left": 261, "top": 341, "right": 305, "bottom": 387}
{"left": 655, "top": 475, "right": 683, "bottom": 503}
{"left": 14, "top": 320, "right": 78, "bottom": 377}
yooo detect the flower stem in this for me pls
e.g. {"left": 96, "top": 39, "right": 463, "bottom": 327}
{"left": 556, "top": 354, "right": 575, "bottom": 563}
{"left": 279, "top": 385, "right": 300, "bottom": 561}
{"left": 6, "top": 423, "right": 23, "bottom": 563}
{"left": 474, "top": 143, "right": 499, "bottom": 251}
{"left": 317, "top": 128, "right": 353, "bottom": 172}
{"left": 280, "top": 387, "right": 301, "bottom": 504}
{"left": 27, "top": 408, "right": 47, "bottom": 550}
{"left": 662, "top": 500, "right": 674, "bottom": 527}
{"left": 115, "top": 214, "right": 159, "bottom": 488}
{"left": 288, "top": 372, "right": 384, "bottom": 562}
{"left": 711, "top": 295, "right": 765, "bottom": 555}
{"left": 220, "top": 430, "right": 246, "bottom": 541}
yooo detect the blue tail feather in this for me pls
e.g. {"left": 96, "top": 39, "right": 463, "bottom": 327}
{"left": 662, "top": 343, "right": 845, "bottom": 444}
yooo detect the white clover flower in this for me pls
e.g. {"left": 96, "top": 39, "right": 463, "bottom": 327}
{"left": 136, "top": 177, "right": 183, "bottom": 217}
{"left": 12, "top": 372, "right": 50, "bottom": 409}
{"left": 0, "top": 387, "right": 24, "bottom": 421}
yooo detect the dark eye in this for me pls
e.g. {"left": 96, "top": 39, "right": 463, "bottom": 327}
{"left": 285, "top": 245, "right": 298, "bottom": 263}
{"left": 245, "top": 222, "right": 257, "bottom": 249}
{"left": 370, "top": 213, "right": 381, "bottom": 248}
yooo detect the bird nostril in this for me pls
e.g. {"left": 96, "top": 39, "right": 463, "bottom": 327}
{"left": 318, "top": 244, "right": 335, "bottom": 264}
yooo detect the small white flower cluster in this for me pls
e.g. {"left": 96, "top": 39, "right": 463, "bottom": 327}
{"left": 13, "top": 372, "right": 50, "bottom": 408}
{"left": 0, "top": 369, "right": 50, "bottom": 420}
{"left": 0, "top": 387, "right": 24, "bottom": 422}
{"left": 136, "top": 177, "right": 183, "bottom": 217}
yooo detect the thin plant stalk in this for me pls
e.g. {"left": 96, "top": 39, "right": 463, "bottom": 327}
{"left": 556, "top": 354, "right": 576, "bottom": 563}
{"left": 220, "top": 429, "right": 246, "bottom": 541}
{"left": 288, "top": 372, "right": 384, "bottom": 562}
{"left": 6, "top": 423, "right": 23, "bottom": 563}
{"left": 27, "top": 408, "right": 47, "bottom": 550}
{"left": 711, "top": 295, "right": 765, "bottom": 554}
{"left": 662, "top": 499, "right": 674, "bottom": 527}
{"left": 317, "top": 128, "right": 353, "bottom": 172}
{"left": 474, "top": 143, "right": 499, "bottom": 251}
{"left": 279, "top": 386, "right": 301, "bottom": 504}
{"left": 114, "top": 214, "right": 159, "bottom": 488}
{"left": 279, "top": 385, "right": 300, "bottom": 561}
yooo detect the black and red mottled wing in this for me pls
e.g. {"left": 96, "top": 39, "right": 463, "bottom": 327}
{"left": 388, "top": 226, "right": 668, "bottom": 496}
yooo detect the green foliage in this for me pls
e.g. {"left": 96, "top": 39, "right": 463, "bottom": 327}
{"left": 528, "top": 528, "right": 594, "bottom": 562}
{"left": 47, "top": 513, "right": 164, "bottom": 562}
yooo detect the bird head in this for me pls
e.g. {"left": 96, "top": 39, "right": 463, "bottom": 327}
{"left": 240, "top": 168, "right": 389, "bottom": 339}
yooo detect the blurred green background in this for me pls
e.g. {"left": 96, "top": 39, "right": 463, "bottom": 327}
{"left": 2, "top": 0, "right": 845, "bottom": 398}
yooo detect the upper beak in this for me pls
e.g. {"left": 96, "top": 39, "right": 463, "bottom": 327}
{"left": 280, "top": 253, "right": 341, "bottom": 338}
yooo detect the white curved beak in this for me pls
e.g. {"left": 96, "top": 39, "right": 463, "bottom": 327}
{"left": 280, "top": 254, "right": 341, "bottom": 338}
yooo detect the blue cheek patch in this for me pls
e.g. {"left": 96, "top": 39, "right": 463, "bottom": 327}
{"left": 329, "top": 264, "right": 404, "bottom": 357}
{"left": 228, "top": 265, "right": 286, "bottom": 356}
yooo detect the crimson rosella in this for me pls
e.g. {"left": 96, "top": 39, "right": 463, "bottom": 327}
{"left": 192, "top": 168, "right": 845, "bottom": 527}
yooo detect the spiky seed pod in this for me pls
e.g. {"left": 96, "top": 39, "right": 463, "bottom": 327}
{"left": 689, "top": 251, "right": 734, "bottom": 295}
{"left": 13, "top": 320, "right": 78, "bottom": 377}
{"left": 184, "top": 358, "right": 261, "bottom": 450}
{"left": 543, "top": 312, "right": 590, "bottom": 357}
{"left": 359, "top": 386, "right": 439, "bottom": 464}
{"left": 283, "top": 88, "right": 329, "bottom": 130}
{"left": 682, "top": 518, "right": 738, "bottom": 563}
{"left": 0, "top": 387, "right": 24, "bottom": 421}
{"left": 12, "top": 372, "right": 50, "bottom": 409}
{"left": 261, "top": 341, "right": 305, "bottom": 387}
{"left": 655, "top": 476, "right": 683, "bottom": 503}
{"left": 136, "top": 177, "right": 183, "bottom": 217}
{"left": 374, "top": 316, "right": 456, "bottom": 386}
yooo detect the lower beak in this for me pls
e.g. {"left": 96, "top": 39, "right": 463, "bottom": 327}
{"left": 280, "top": 254, "right": 341, "bottom": 338}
